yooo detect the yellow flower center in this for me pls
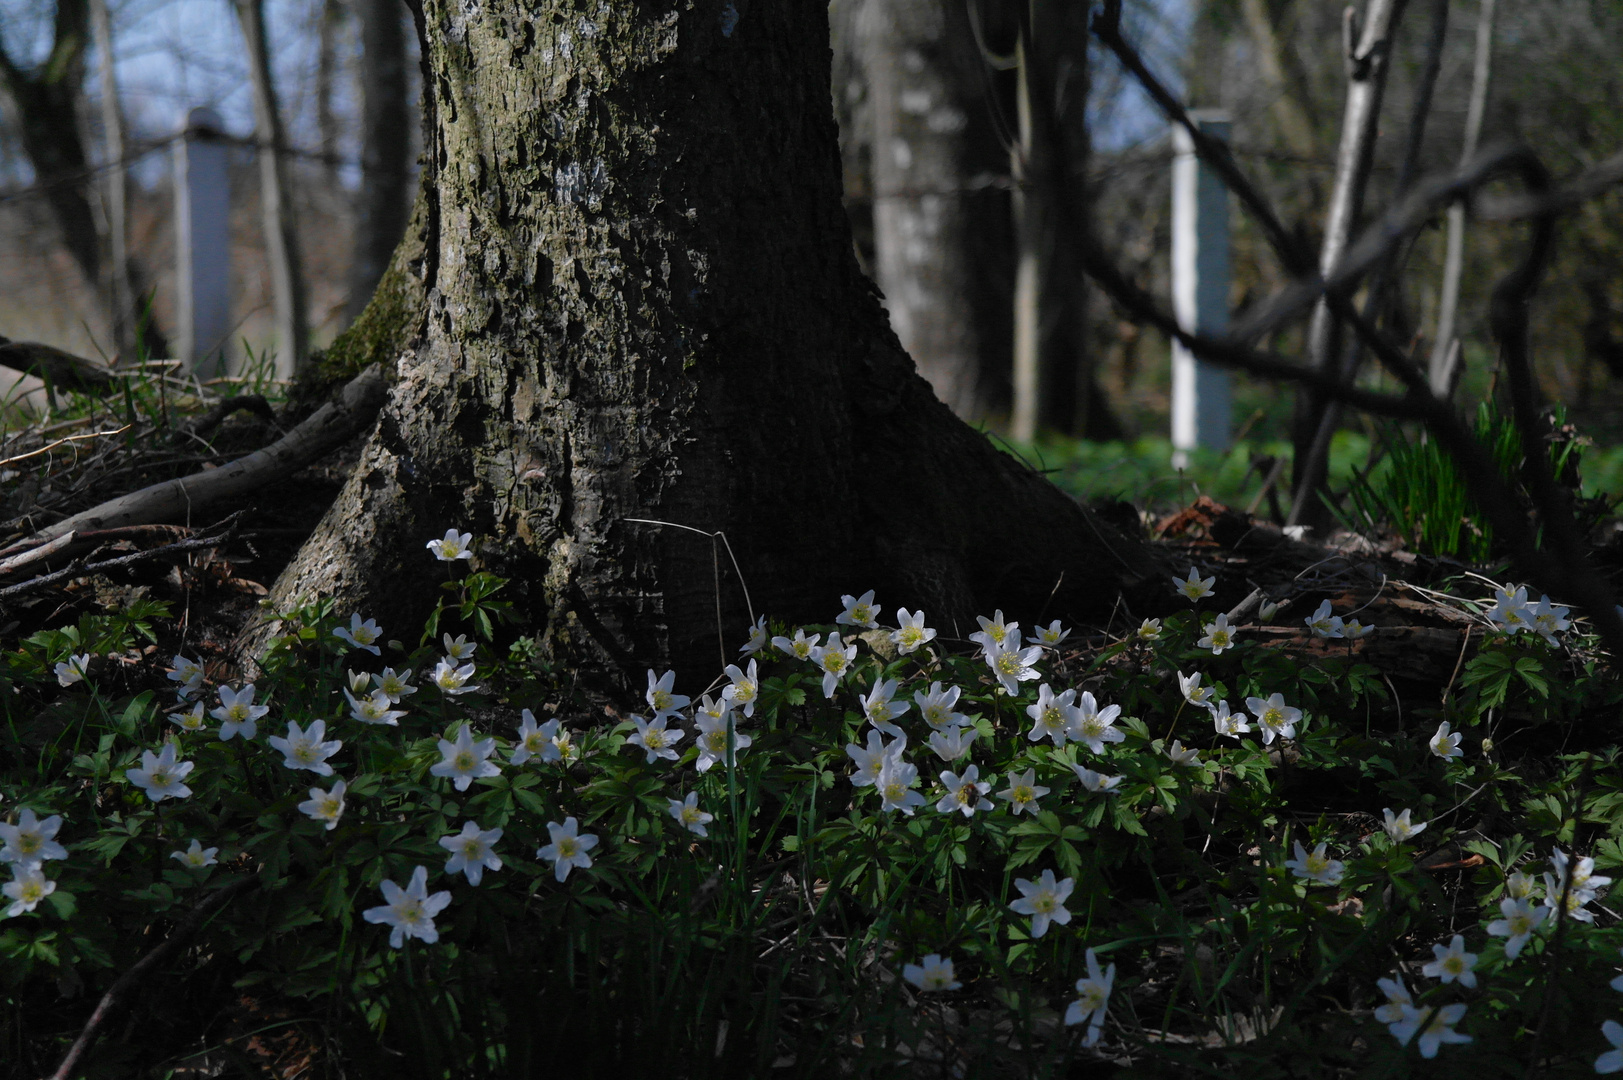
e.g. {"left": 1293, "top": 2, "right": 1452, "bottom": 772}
{"left": 853, "top": 605, "right": 872, "bottom": 624}
{"left": 463, "top": 840, "right": 483, "bottom": 858}
{"left": 1306, "top": 853, "right": 1328, "bottom": 874}
{"left": 900, "top": 628, "right": 923, "bottom": 647}
{"left": 19, "top": 881, "right": 44, "bottom": 903}
{"left": 321, "top": 798, "right": 341, "bottom": 816}
{"left": 793, "top": 642, "right": 812, "bottom": 658}
{"left": 455, "top": 751, "right": 477, "bottom": 770}
{"left": 652, "top": 690, "right": 673, "bottom": 710}
{"left": 681, "top": 807, "right": 703, "bottom": 825}
{"left": 645, "top": 730, "right": 666, "bottom": 749}
{"left": 883, "top": 781, "right": 906, "bottom": 802}
{"left": 18, "top": 835, "right": 40, "bottom": 854}
{"left": 1041, "top": 708, "right": 1063, "bottom": 729}
{"left": 996, "top": 654, "right": 1022, "bottom": 675}
{"left": 1032, "top": 893, "right": 1055, "bottom": 914}
{"left": 1013, "top": 786, "right": 1033, "bottom": 804}
{"left": 558, "top": 838, "right": 578, "bottom": 859}
{"left": 733, "top": 681, "right": 755, "bottom": 702}
{"left": 824, "top": 653, "right": 846, "bottom": 674}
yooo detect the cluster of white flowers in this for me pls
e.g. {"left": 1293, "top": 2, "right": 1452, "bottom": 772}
{"left": 1487, "top": 584, "right": 1571, "bottom": 645}
{"left": 1, "top": 809, "right": 67, "bottom": 917}
{"left": 1303, "top": 599, "right": 1375, "bottom": 640}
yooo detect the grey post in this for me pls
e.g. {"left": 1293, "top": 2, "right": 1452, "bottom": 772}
{"left": 174, "top": 107, "right": 232, "bottom": 371}
{"left": 1170, "top": 111, "right": 1232, "bottom": 469}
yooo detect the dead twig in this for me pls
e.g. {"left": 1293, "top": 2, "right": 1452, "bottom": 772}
{"left": 0, "top": 426, "right": 130, "bottom": 470}
{"left": 48, "top": 876, "right": 256, "bottom": 1080}
{"left": 0, "top": 512, "right": 246, "bottom": 601}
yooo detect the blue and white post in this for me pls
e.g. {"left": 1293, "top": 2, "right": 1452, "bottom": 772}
{"left": 1170, "top": 110, "right": 1232, "bottom": 469}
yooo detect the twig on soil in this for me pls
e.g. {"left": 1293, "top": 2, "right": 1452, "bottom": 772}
{"left": 0, "top": 425, "right": 129, "bottom": 469}
{"left": 48, "top": 876, "right": 256, "bottom": 1080}
{"left": 0, "top": 512, "right": 246, "bottom": 601}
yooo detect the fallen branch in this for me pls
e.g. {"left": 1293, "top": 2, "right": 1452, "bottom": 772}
{"left": 19, "top": 365, "right": 385, "bottom": 547}
{"left": 0, "top": 513, "right": 246, "bottom": 601}
{"left": 48, "top": 877, "right": 256, "bottom": 1080}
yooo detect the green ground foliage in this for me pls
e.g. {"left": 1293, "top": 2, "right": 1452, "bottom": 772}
{"left": 3, "top": 550, "right": 1623, "bottom": 1078}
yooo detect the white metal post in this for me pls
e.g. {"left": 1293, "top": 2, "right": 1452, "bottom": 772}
{"left": 1170, "top": 111, "right": 1232, "bottom": 468}
{"left": 174, "top": 107, "right": 232, "bottom": 372}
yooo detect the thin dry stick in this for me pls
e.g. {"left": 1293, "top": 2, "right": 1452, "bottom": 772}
{"left": 1429, "top": 0, "right": 1497, "bottom": 396}
{"left": 620, "top": 517, "right": 757, "bottom": 669}
{"left": 0, "top": 426, "right": 130, "bottom": 469}
{"left": 49, "top": 877, "right": 256, "bottom": 1080}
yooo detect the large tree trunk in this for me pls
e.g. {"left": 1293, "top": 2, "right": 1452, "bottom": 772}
{"left": 258, "top": 1, "right": 1153, "bottom": 681}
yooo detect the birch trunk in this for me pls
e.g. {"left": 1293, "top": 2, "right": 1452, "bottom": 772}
{"left": 258, "top": 1, "right": 1152, "bottom": 680}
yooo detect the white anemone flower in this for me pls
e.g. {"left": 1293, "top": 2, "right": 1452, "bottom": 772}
{"left": 1284, "top": 840, "right": 1344, "bottom": 886}
{"left": 1178, "top": 671, "right": 1215, "bottom": 708}
{"left": 1135, "top": 618, "right": 1162, "bottom": 641}
{"left": 722, "top": 659, "right": 761, "bottom": 718}
{"left": 439, "top": 821, "right": 504, "bottom": 886}
{"left": 54, "top": 653, "right": 90, "bottom": 687}
{"left": 1173, "top": 567, "right": 1216, "bottom": 602}
{"left": 171, "top": 701, "right": 209, "bottom": 733}
{"left": 1505, "top": 871, "right": 1540, "bottom": 901}
{"left": 1164, "top": 740, "right": 1201, "bottom": 767}
{"left": 333, "top": 613, "right": 383, "bottom": 655}
{"left": 1247, "top": 693, "right": 1302, "bottom": 746}
{"left": 3, "top": 865, "right": 56, "bottom": 916}
{"left": 927, "top": 724, "right": 978, "bottom": 762}
{"left": 345, "top": 687, "right": 406, "bottom": 727}
{"left": 1428, "top": 721, "right": 1463, "bottom": 760}
{"left": 1488, "top": 585, "right": 1531, "bottom": 634}
{"left": 1597, "top": 1021, "right": 1623, "bottom": 1074}
{"left": 1026, "top": 683, "right": 1081, "bottom": 747}
{"left": 1010, "top": 869, "right": 1074, "bottom": 938}
{"left": 695, "top": 711, "right": 751, "bottom": 774}
{"left": 902, "top": 954, "right": 961, "bottom": 992}
{"left": 667, "top": 792, "right": 714, "bottom": 837}
{"left": 267, "top": 719, "right": 343, "bottom": 775}
{"left": 363, "top": 865, "right": 452, "bottom": 947}
{"left": 739, "top": 615, "right": 769, "bottom": 655}
{"left": 431, "top": 659, "right": 480, "bottom": 696}
{"left": 891, "top": 608, "right": 938, "bottom": 654}
{"left": 373, "top": 667, "right": 418, "bottom": 703}
{"left": 1196, "top": 614, "right": 1238, "bottom": 655}
{"left": 1486, "top": 896, "right": 1548, "bottom": 960}
{"left": 876, "top": 756, "right": 927, "bottom": 816}
{"left": 430, "top": 725, "right": 502, "bottom": 790}
{"left": 1382, "top": 808, "right": 1428, "bottom": 843}
{"left": 1070, "top": 763, "right": 1124, "bottom": 794}
{"left": 298, "top": 780, "right": 347, "bottom": 830}
{"left": 427, "top": 529, "right": 474, "bottom": 562}
{"left": 1421, "top": 934, "right": 1478, "bottom": 988}
{"left": 171, "top": 839, "right": 219, "bottom": 869}
{"left": 1388, "top": 1002, "right": 1472, "bottom": 1058}
{"left": 970, "top": 610, "right": 1016, "bottom": 652}
{"left": 1528, "top": 596, "right": 1571, "bottom": 645}
{"left": 168, "top": 655, "right": 205, "bottom": 698}
{"left": 808, "top": 632, "right": 857, "bottom": 698}
{"left": 0, "top": 809, "right": 67, "bottom": 867}
{"left": 1305, "top": 599, "right": 1345, "bottom": 638}
{"left": 127, "top": 743, "right": 195, "bottom": 802}
{"left": 1374, "top": 973, "right": 1412, "bottom": 1023}
{"left": 645, "top": 669, "right": 690, "bottom": 719}
{"left": 846, "top": 729, "right": 905, "bottom": 788}
{"left": 771, "top": 628, "right": 820, "bottom": 660}
{"left": 346, "top": 669, "right": 374, "bottom": 694}
{"left": 996, "top": 769, "right": 1049, "bottom": 815}
{"left": 1073, "top": 691, "right": 1124, "bottom": 755}
{"left": 1550, "top": 847, "right": 1612, "bottom": 898}
{"left": 1064, "top": 947, "right": 1116, "bottom": 1047}
{"left": 837, "top": 590, "right": 879, "bottom": 629}
{"left": 626, "top": 715, "right": 684, "bottom": 764}
{"left": 914, "top": 682, "right": 968, "bottom": 730}
{"left": 859, "top": 678, "right": 908, "bottom": 737}
{"left": 984, "top": 639, "right": 1044, "bottom": 696}
{"left": 936, "top": 764, "right": 992, "bottom": 817}
{"left": 1028, "top": 619, "right": 1071, "bottom": 647}
{"left": 537, "top": 817, "right": 598, "bottom": 882}
{"left": 512, "top": 709, "right": 563, "bottom": 766}
{"left": 441, "top": 633, "right": 476, "bottom": 661}
{"left": 211, "top": 683, "right": 268, "bottom": 741}
{"left": 1210, "top": 700, "right": 1249, "bottom": 738}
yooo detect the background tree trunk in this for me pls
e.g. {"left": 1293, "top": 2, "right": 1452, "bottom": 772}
{"left": 347, "top": 0, "right": 414, "bottom": 324}
{"left": 857, "top": 0, "right": 987, "bottom": 420}
{"left": 258, "top": 1, "right": 1153, "bottom": 681}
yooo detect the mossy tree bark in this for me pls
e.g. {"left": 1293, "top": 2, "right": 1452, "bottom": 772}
{"left": 261, "top": 0, "right": 1154, "bottom": 680}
